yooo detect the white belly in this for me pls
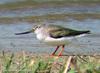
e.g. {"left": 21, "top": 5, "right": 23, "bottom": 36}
{"left": 43, "top": 34, "right": 87, "bottom": 46}
{"left": 43, "top": 37, "right": 73, "bottom": 46}
{"left": 35, "top": 30, "right": 87, "bottom": 46}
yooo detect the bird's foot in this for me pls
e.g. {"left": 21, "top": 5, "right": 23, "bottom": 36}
{"left": 50, "top": 54, "right": 60, "bottom": 58}
{"left": 50, "top": 53, "right": 55, "bottom": 57}
{"left": 50, "top": 54, "right": 62, "bottom": 57}
{"left": 50, "top": 52, "right": 63, "bottom": 57}
{"left": 58, "top": 53, "right": 62, "bottom": 57}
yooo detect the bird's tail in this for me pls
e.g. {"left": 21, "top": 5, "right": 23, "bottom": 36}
{"left": 80, "top": 30, "right": 90, "bottom": 34}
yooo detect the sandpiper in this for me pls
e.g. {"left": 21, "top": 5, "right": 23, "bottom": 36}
{"left": 15, "top": 24, "right": 90, "bottom": 56}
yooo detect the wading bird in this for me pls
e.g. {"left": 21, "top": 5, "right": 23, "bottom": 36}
{"left": 15, "top": 24, "right": 90, "bottom": 56}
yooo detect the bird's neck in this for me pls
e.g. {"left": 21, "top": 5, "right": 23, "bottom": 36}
{"left": 34, "top": 28, "right": 47, "bottom": 41}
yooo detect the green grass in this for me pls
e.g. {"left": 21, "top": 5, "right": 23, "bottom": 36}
{"left": 0, "top": 51, "right": 100, "bottom": 73}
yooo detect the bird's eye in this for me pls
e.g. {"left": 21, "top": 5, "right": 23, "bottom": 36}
{"left": 38, "top": 26, "right": 41, "bottom": 28}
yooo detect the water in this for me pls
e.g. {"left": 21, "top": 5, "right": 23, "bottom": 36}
{"left": 0, "top": 0, "right": 25, "bottom": 4}
{"left": 0, "top": 5, "right": 100, "bottom": 17}
{"left": 0, "top": 19, "right": 100, "bottom": 55}
{"left": 0, "top": 1, "right": 100, "bottom": 55}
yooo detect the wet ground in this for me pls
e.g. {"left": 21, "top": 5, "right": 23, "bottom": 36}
{"left": 0, "top": 0, "right": 100, "bottom": 55}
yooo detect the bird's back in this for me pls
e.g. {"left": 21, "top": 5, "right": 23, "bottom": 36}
{"left": 44, "top": 24, "right": 90, "bottom": 38}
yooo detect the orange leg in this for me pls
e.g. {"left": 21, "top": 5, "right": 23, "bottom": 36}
{"left": 58, "top": 45, "right": 64, "bottom": 56}
{"left": 51, "top": 46, "right": 59, "bottom": 56}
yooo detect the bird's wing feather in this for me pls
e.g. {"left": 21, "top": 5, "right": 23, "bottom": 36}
{"left": 48, "top": 25, "right": 90, "bottom": 38}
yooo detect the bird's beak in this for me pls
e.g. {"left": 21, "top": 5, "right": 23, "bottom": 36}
{"left": 15, "top": 29, "right": 35, "bottom": 35}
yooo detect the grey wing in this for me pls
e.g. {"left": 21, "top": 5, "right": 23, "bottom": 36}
{"left": 49, "top": 28, "right": 74, "bottom": 38}
{"left": 49, "top": 26, "right": 90, "bottom": 38}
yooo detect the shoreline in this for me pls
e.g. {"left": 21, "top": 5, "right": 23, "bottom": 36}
{"left": 0, "top": 1, "right": 100, "bottom": 10}
{"left": 0, "top": 13, "right": 100, "bottom": 24}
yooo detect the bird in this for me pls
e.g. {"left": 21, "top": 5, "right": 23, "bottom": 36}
{"left": 15, "top": 24, "right": 90, "bottom": 56}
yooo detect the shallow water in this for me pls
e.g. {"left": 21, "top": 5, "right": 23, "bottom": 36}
{"left": 0, "top": 5, "right": 100, "bottom": 17}
{"left": 0, "top": 19, "right": 100, "bottom": 55}
{"left": 0, "top": 1, "right": 100, "bottom": 55}
{"left": 0, "top": 0, "right": 24, "bottom": 4}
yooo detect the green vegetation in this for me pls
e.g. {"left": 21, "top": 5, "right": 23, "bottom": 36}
{"left": 0, "top": 0, "right": 100, "bottom": 10}
{"left": 0, "top": 51, "right": 100, "bottom": 73}
{"left": 0, "top": 0, "right": 100, "bottom": 72}
{"left": 0, "top": 13, "right": 100, "bottom": 24}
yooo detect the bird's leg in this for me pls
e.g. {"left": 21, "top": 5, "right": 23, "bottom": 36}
{"left": 51, "top": 46, "right": 59, "bottom": 56}
{"left": 58, "top": 45, "right": 64, "bottom": 56}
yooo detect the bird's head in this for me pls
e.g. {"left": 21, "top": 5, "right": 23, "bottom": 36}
{"left": 33, "top": 24, "right": 45, "bottom": 30}
{"left": 15, "top": 24, "right": 45, "bottom": 35}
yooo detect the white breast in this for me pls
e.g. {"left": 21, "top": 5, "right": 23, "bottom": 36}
{"left": 34, "top": 28, "right": 47, "bottom": 41}
{"left": 36, "top": 34, "right": 45, "bottom": 41}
